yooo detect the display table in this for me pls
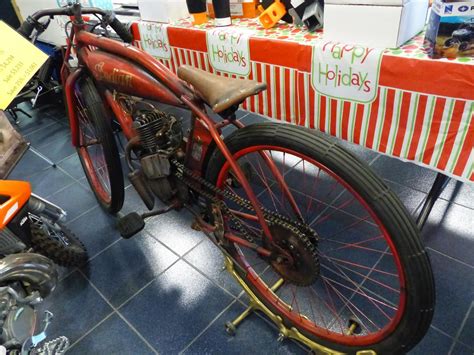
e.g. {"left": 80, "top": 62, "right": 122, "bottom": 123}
{"left": 130, "top": 18, "right": 473, "bottom": 185}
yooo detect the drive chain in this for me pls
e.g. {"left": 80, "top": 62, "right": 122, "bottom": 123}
{"left": 171, "top": 159, "right": 318, "bottom": 249}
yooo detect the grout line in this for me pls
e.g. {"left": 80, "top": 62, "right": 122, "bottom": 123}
{"left": 115, "top": 258, "right": 180, "bottom": 310}
{"left": 55, "top": 165, "right": 85, "bottom": 185}
{"left": 67, "top": 311, "right": 116, "bottom": 350}
{"left": 114, "top": 231, "right": 206, "bottom": 311}
{"left": 368, "top": 153, "right": 381, "bottom": 166}
{"left": 22, "top": 120, "right": 57, "bottom": 137}
{"left": 114, "top": 311, "right": 160, "bottom": 355}
{"left": 427, "top": 247, "right": 474, "bottom": 270}
{"left": 86, "top": 237, "right": 122, "bottom": 263}
{"left": 77, "top": 269, "right": 159, "bottom": 354}
{"left": 181, "top": 255, "right": 241, "bottom": 301}
{"left": 58, "top": 266, "right": 78, "bottom": 282}
{"left": 45, "top": 179, "right": 79, "bottom": 200}
{"left": 430, "top": 325, "right": 456, "bottom": 339}
{"left": 178, "top": 299, "right": 238, "bottom": 354}
{"left": 64, "top": 203, "right": 101, "bottom": 226}
{"left": 448, "top": 301, "right": 473, "bottom": 354}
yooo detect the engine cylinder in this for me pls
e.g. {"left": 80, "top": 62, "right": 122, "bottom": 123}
{"left": 133, "top": 110, "right": 166, "bottom": 151}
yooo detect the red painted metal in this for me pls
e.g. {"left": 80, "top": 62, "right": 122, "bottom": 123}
{"left": 75, "top": 31, "right": 192, "bottom": 98}
{"left": 181, "top": 96, "right": 274, "bottom": 243}
{"left": 229, "top": 210, "right": 259, "bottom": 222}
{"left": 64, "top": 68, "right": 83, "bottom": 147}
{"left": 104, "top": 90, "right": 136, "bottom": 140}
{"left": 224, "top": 233, "right": 272, "bottom": 257}
{"left": 78, "top": 48, "right": 183, "bottom": 106}
{"left": 185, "top": 113, "right": 215, "bottom": 174}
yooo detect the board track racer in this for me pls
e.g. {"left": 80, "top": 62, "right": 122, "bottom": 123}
{"left": 444, "top": 24, "right": 474, "bottom": 52}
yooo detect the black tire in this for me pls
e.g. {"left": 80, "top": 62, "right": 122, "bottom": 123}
{"left": 206, "top": 123, "right": 435, "bottom": 354}
{"left": 30, "top": 220, "right": 88, "bottom": 267}
{"left": 459, "top": 42, "right": 469, "bottom": 52}
{"left": 444, "top": 37, "right": 459, "bottom": 48}
{"left": 75, "top": 77, "right": 124, "bottom": 213}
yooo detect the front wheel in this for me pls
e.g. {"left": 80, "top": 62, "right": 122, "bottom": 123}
{"left": 74, "top": 77, "right": 124, "bottom": 213}
{"left": 206, "top": 123, "right": 435, "bottom": 354}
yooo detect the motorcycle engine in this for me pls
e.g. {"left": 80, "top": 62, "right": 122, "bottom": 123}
{"left": 132, "top": 107, "right": 184, "bottom": 203}
{"left": 0, "top": 286, "right": 37, "bottom": 349}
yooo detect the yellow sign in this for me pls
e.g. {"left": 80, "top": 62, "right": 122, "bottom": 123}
{"left": 0, "top": 21, "right": 48, "bottom": 110}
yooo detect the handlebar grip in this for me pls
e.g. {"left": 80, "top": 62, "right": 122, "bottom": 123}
{"left": 17, "top": 17, "right": 36, "bottom": 38}
{"left": 109, "top": 16, "right": 133, "bottom": 43}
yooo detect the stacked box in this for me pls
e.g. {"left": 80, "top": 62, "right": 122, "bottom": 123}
{"left": 324, "top": 0, "right": 429, "bottom": 48}
{"left": 425, "top": 0, "right": 474, "bottom": 58}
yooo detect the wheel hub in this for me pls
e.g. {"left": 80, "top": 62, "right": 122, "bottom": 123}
{"left": 264, "top": 224, "right": 320, "bottom": 287}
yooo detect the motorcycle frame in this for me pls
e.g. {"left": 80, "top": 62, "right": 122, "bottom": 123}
{"left": 58, "top": 8, "right": 303, "bottom": 244}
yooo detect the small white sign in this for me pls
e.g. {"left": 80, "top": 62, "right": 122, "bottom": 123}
{"left": 206, "top": 28, "right": 252, "bottom": 76}
{"left": 311, "top": 41, "right": 383, "bottom": 103}
{"left": 138, "top": 22, "right": 172, "bottom": 60}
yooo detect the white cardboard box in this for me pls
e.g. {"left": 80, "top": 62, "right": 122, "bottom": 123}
{"left": 324, "top": 0, "right": 429, "bottom": 48}
{"left": 138, "top": 0, "right": 189, "bottom": 23}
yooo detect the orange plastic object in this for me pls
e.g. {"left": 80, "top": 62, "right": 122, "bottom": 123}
{"left": 191, "top": 12, "right": 208, "bottom": 25}
{"left": 0, "top": 180, "right": 31, "bottom": 228}
{"left": 258, "top": 0, "right": 286, "bottom": 29}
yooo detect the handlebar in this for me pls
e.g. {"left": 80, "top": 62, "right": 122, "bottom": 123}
{"left": 17, "top": 5, "right": 133, "bottom": 43}
{"left": 106, "top": 14, "right": 134, "bottom": 43}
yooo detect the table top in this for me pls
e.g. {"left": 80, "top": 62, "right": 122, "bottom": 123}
{"left": 170, "top": 17, "right": 474, "bottom": 65}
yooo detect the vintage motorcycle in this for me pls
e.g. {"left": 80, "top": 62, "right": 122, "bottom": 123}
{"left": 18, "top": 3, "right": 435, "bottom": 354}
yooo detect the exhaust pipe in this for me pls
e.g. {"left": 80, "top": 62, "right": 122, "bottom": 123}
{"left": 28, "top": 193, "right": 67, "bottom": 223}
{"left": 0, "top": 253, "right": 57, "bottom": 299}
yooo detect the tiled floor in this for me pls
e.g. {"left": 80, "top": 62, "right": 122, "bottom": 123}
{"left": 7, "top": 102, "right": 474, "bottom": 354}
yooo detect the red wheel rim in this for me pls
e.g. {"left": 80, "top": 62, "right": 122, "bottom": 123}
{"left": 75, "top": 92, "right": 112, "bottom": 205}
{"left": 216, "top": 145, "right": 407, "bottom": 347}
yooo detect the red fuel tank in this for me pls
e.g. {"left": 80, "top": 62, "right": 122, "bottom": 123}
{"left": 78, "top": 48, "right": 183, "bottom": 107}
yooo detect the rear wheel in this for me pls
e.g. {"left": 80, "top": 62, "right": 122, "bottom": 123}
{"left": 206, "top": 123, "right": 435, "bottom": 354}
{"left": 74, "top": 77, "right": 124, "bottom": 213}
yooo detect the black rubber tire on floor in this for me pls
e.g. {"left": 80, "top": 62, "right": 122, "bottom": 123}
{"left": 75, "top": 77, "right": 124, "bottom": 213}
{"left": 206, "top": 122, "right": 435, "bottom": 354}
{"left": 30, "top": 222, "right": 88, "bottom": 267}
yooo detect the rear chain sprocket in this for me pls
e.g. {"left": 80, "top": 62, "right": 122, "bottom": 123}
{"left": 171, "top": 159, "right": 320, "bottom": 284}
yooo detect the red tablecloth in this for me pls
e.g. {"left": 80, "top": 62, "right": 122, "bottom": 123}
{"left": 131, "top": 18, "right": 474, "bottom": 183}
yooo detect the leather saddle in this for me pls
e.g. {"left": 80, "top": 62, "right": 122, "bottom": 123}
{"left": 177, "top": 65, "right": 267, "bottom": 113}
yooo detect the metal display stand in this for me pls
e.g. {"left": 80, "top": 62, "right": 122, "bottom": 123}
{"left": 416, "top": 173, "right": 450, "bottom": 230}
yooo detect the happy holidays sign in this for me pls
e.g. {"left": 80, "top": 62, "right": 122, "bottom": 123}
{"left": 138, "top": 22, "right": 171, "bottom": 60}
{"left": 206, "top": 28, "right": 251, "bottom": 76}
{"left": 312, "top": 42, "right": 383, "bottom": 103}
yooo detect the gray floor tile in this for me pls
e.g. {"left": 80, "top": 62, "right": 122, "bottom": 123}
{"left": 68, "top": 314, "right": 155, "bottom": 355}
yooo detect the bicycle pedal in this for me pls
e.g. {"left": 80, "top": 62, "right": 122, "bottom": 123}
{"left": 117, "top": 212, "right": 145, "bottom": 239}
